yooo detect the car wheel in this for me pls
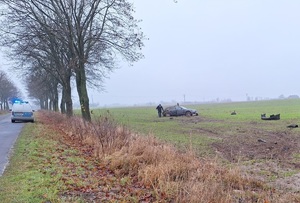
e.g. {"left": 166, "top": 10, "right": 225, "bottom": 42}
{"left": 185, "top": 111, "right": 192, "bottom": 117}
{"left": 164, "top": 112, "right": 170, "bottom": 117}
{"left": 11, "top": 120, "right": 15, "bottom": 123}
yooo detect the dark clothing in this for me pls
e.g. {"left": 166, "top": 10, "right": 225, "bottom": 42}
{"left": 156, "top": 104, "right": 164, "bottom": 117}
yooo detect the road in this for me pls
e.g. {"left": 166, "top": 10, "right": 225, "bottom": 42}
{"left": 0, "top": 113, "right": 24, "bottom": 176}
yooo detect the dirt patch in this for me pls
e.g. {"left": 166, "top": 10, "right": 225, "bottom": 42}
{"left": 179, "top": 116, "right": 300, "bottom": 166}
{"left": 212, "top": 130, "right": 300, "bottom": 165}
{"left": 213, "top": 126, "right": 300, "bottom": 192}
{"left": 275, "top": 172, "right": 300, "bottom": 192}
{"left": 169, "top": 116, "right": 300, "bottom": 166}
{"left": 176, "top": 115, "right": 222, "bottom": 124}
{"left": 174, "top": 116, "right": 300, "bottom": 192}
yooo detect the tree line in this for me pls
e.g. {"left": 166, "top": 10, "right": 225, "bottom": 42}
{"left": 0, "top": 70, "right": 21, "bottom": 110}
{"left": 0, "top": 0, "right": 145, "bottom": 121}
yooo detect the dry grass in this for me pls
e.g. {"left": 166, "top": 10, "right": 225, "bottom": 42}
{"left": 38, "top": 110, "right": 299, "bottom": 203}
{"left": 0, "top": 110, "right": 8, "bottom": 114}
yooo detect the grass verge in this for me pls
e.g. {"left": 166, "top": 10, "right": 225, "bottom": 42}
{"left": 0, "top": 113, "right": 158, "bottom": 202}
{"left": 1, "top": 109, "right": 300, "bottom": 202}
{"left": 0, "top": 122, "right": 65, "bottom": 202}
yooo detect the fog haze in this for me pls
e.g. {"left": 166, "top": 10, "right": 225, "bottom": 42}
{"left": 90, "top": 0, "right": 300, "bottom": 106}
{"left": 2, "top": 0, "right": 300, "bottom": 106}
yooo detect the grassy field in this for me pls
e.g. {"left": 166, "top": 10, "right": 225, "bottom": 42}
{"left": 1, "top": 99, "right": 300, "bottom": 202}
{"left": 91, "top": 99, "right": 300, "bottom": 194}
{"left": 91, "top": 99, "right": 300, "bottom": 155}
{"left": 0, "top": 114, "right": 149, "bottom": 202}
{"left": 94, "top": 99, "right": 300, "bottom": 125}
{"left": 0, "top": 123, "right": 66, "bottom": 202}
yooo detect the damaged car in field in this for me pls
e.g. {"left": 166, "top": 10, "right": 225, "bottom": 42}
{"left": 163, "top": 105, "right": 198, "bottom": 117}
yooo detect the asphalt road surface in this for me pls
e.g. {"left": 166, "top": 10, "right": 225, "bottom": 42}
{"left": 0, "top": 113, "right": 24, "bottom": 176}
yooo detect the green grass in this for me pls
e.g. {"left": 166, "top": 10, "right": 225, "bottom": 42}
{"left": 0, "top": 123, "right": 86, "bottom": 203}
{"left": 199, "top": 99, "right": 300, "bottom": 121}
{"left": 90, "top": 107, "right": 217, "bottom": 155}
{"left": 2, "top": 99, "right": 300, "bottom": 202}
{"left": 0, "top": 124, "right": 58, "bottom": 202}
{"left": 90, "top": 99, "right": 300, "bottom": 155}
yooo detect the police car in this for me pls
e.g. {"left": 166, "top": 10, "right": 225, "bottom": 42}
{"left": 11, "top": 100, "right": 34, "bottom": 123}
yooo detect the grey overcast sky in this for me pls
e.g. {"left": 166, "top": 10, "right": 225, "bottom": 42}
{"left": 2, "top": 1, "right": 300, "bottom": 106}
{"left": 90, "top": 0, "right": 300, "bottom": 106}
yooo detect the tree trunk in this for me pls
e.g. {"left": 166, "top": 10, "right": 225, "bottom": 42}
{"left": 4, "top": 100, "right": 9, "bottom": 110}
{"left": 49, "top": 100, "right": 53, "bottom": 111}
{"left": 65, "top": 77, "right": 73, "bottom": 117}
{"left": 45, "top": 97, "right": 49, "bottom": 110}
{"left": 54, "top": 95, "right": 59, "bottom": 112}
{"left": 53, "top": 86, "right": 59, "bottom": 112}
{"left": 39, "top": 98, "right": 44, "bottom": 109}
{"left": 75, "top": 65, "right": 91, "bottom": 121}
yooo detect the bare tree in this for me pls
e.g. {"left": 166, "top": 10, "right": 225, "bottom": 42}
{"left": 25, "top": 69, "right": 60, "bottom": 111}
{"left": 0, "top": 70, "right": 21, "bottom": 110}
{"left": 0, "top": 0, "right": 145, "bottom": 121}
{"left": 0, "top": 3, "right": 75, "bottom": 116}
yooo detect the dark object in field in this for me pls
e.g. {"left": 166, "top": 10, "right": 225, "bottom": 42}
{"left": 258, "top": 138, "right": 267, "bottom": 143}
{"left": 163, "top": 105, "right": 198, "bottom": 117}
{"left": 156, "top": 104, "right": 164, "bottom": 117}
{"left": 287, "top": 124, "right": 298, "bottom": 128}
{"left": 231, "top": 111, "right": 236, "bottom": 115}
{"left": 261, "top": 113, "right": 280, "bottom": 120}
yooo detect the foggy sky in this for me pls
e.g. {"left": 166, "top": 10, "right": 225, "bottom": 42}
{"left": 2, "top": 0, "right": 300, "bottom": 106}
{"left": 90, "top": 0, "right": 300, "bottom": 106}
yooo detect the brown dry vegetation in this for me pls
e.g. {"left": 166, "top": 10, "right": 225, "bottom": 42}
{"left": 37, "top": 111, "right": 300, "bottom": 202}
{"left": 0, "top": 110, "right": 8, "bottom": 115}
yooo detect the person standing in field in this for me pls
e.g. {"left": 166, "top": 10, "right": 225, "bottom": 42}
{"left": 156, "top": 104, "right": 164, "bottom": 117}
